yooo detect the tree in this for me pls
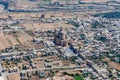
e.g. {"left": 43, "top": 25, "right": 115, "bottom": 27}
{"left": 40, "top": 14, "right": 45, "bottom": 19}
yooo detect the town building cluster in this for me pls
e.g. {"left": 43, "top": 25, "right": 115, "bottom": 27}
{"left": 0, "top": 16, "right": 120, "bottom": 80}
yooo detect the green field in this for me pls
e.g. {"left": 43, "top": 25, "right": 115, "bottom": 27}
{"left": 74, "top": 75, "right": 84, "bottom": 80}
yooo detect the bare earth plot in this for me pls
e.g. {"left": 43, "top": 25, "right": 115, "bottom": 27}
{"left": 109, "top": 62, "right": 120, "bottom": 71}
{"left": 6, "top": 35, "right": 19, "bottom": 46}
{"left": 23, "top": 23, "right": 35, "bottom": 30}
{"left": 0, "top": 32, "right": 21, "bottom": 50}
{"left": 7, "top": 74, "right": 20, "bottom": 80}
{"left": 24, "top": 22, "right": 73, "bottom": 30}
{"left": 17, "top": 31, "right": 33, "bottom": 45}
{"left": 0, "top": 33, "right": 10, "bottom": 50}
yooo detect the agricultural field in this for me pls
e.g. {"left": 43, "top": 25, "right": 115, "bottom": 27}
{"left": 0, "top": 33, "right": 11, "bottom": 50}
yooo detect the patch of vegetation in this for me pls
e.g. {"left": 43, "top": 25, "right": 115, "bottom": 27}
{"left": 68, "top": 21, "right": 79, "bottom": 27}
{"left": 22, "top": 65, "right": 27, "bottom": 70}
{"left": 1, "top": 49, "right": 8, "bottom": 53}
{"left": 91, "top": 21, "right": 99, "bottom": 28}
{"left": 93, "top": 12, "right": 120, "bottom": 19}
{"left": 14, "top": 35, "right": 22, "bottom": 45}
{"left": 48, "top": 70, "right": 57, "bottom": 77}
{"left": 69, "top": 56, "right": 78, "bottom": 62}
{"left": 25, "top": 30, "right": 35, "bottom": 36}
{"left": 74, "top": 75, "right": 84, "bottom": 80}
{"left": 94, "top": 36, "right": 107, "bottom": 43}
{"left": 89, "top": 54, "right": 106, "bottom": 62}
{"left": 63, "top": 72, "right": 85, "bottom": 80}
{"left": 63, "top": 72, "right": 74, "bottom": 76}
